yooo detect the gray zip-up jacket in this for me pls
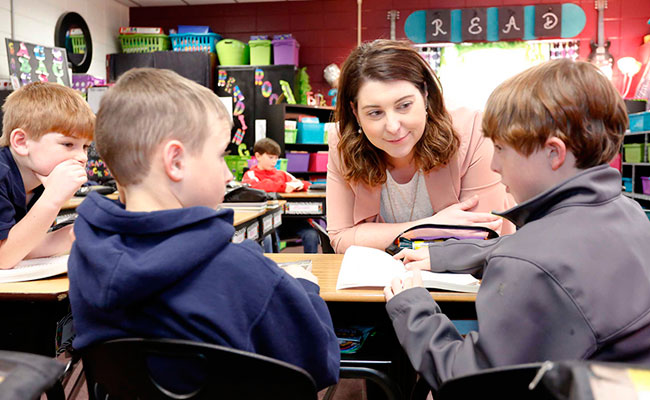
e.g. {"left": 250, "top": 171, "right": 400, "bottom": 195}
{"left": 386, "top": 165, "right": 650, "bottom": 390}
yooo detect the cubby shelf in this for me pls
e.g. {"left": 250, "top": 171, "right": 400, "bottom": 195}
{"left": 621, "top": 129, "right": 650, "bottom": 208}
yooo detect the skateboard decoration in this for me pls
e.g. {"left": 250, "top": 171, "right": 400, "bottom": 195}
{"left": 405, "top": 4, "right": 586, "bottom": 44}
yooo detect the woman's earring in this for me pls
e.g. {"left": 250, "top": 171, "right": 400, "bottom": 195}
{"left": 358, "top": 126, "right": 363, "bottom": 134}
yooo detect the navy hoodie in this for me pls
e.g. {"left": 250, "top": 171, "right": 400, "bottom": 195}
{"left": 68, "top": 192, "right": 340, "bottom": 389}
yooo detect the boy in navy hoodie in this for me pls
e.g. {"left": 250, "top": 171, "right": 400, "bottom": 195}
{"left": 67, "top": 68, "right": 340, "bottom": 390}
{"left": 0, "top": 82, "right": 94, "bottom": 269}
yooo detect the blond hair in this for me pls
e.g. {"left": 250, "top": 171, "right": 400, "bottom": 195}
{"left": 335, "top": 40, "right": 459, "bottom": 186}
{"left": 1, "top": 82, "right": 95, "bottom": 146}
{"left": 95, "top": 68, "right": 232, "bottom": 186}
{"left": 483, "top": 59, "right": 628, "bottom": 168}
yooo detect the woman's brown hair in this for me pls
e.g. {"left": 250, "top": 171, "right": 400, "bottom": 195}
{"left": 335, "top": 39, "right": 459, "bottom": 186}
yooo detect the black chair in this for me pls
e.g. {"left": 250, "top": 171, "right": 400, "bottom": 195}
{"left": 0, "top": 350, "right": 66, "bottom": 400}
{"left": 81, "top": 338, "right": 318, "bottom": 400}
{"left": 322, "top": 365, "right": 402, "bottom": 400}
{"left": 307, "top": 218, "right": 335, "bottom": 254}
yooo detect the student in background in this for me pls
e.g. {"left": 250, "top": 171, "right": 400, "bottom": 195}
{"left": 68, "top": 68, "right": 340, "bottom": 390}
{"left": 243, "top": 138, "right": 320, "bottom": 253}
{"left": 0, "top": 82, "right": 93, "bottom": 269}
{"left": 327, "top": 40, "right": 515, "bottom": 254}
{"left": 385, "top": 59, "right": 650, "bottom": 391}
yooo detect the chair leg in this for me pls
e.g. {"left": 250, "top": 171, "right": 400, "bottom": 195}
{"left": 322, "top": 383, "right": 339, "bottom": 400}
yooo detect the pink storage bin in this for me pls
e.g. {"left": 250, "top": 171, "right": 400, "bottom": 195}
{"left": 286, "top": 152, "right": 309, "bottom": 172}
{"left": 308, "top": 152, "right": 328, "bottom": 172}
{"left": 642, "top": 176, "right": 650, "bottom": 195}
{"left": 272, "top": 38, "right": 299, "bottom": 66}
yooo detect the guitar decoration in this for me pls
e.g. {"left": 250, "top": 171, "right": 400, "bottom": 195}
{"left": 587, "top": 0, "right": 614, "bottom": 78}
{"left": 387, "top": 10, "right": 400, "bottom": 40}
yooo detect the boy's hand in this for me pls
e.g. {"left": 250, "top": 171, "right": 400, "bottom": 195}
{"left": 285, "top": 181, "right": 303, "bottom": 193}
{"left": 37, "top": 160, "right": 88, "bottom": 206}
{"left": 384, "top": 270, "right": 424, "bottom": 301}
{"left": 427, "top": 195, "right": 503, "bottom": 233}
{"left": 393, "top": 248, "right": 431, "bottom": 271}
{"left": 282, "top": 264, "right": 319, "bottom": 285}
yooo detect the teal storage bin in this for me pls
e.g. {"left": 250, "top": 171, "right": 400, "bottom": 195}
{"left": 170, "top": 33, "right": 222, "bottom": 52}
{"left": 622, "top": 177, "right": 633, "bottom": 192}
{"left": 629, "top": 111, "right": 650, "bottom": 132}
{"left": 297, "top": 122, "right": 325, "bottom": 144}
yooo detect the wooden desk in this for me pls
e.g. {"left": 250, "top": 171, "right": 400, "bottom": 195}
{"left": 267, "top": 253, "right": 476, "bottom": 303}
{"left": 0, "top": 275, "right": 71, "bottom": 357}
{"left": 267, "top": 254, "right": 477, "bottom": 399}
{"left": 62, "top": 192, "right": 120, "bottom": 210}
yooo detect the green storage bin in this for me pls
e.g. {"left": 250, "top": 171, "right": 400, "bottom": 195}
{"left": 249, "top": 40, "right": 272, "bottom": 65}
{"left": 225, "top": 155, "right": 250, "bottom": 181}
{"left": 119, "top": 34, "right": 170, "bottom": 53}
{"left": 285, "top": 128, "right": 297, "bottom": 144}
{"left": 216, "top": 39, "right": 250, "bottom": 66}
{"left": 70, "top": 35, "right": 86, "bottom": 54}
{"left": 623, "top": 143, "right": 644, "bottom": 163}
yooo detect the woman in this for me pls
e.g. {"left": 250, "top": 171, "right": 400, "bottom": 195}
{"left": 327, "top": 40, "right": 515, "bottom": 253}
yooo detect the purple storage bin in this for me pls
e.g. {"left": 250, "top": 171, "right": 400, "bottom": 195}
{"left": 642, "top": 176, "right": 650, "bottom": 195}
{"left": 272, "top": 38, "right": 300, "bottom": 66}
{"left": 286, "top": 152, "right": 309, "bottom": 172}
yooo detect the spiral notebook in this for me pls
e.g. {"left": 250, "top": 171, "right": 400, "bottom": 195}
{"left": 0, "top": 255, "right": 69, "bottom": 283}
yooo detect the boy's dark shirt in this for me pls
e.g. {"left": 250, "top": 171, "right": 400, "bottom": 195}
{"left": 0, "top": 146, "right": 43, "bottom": 239}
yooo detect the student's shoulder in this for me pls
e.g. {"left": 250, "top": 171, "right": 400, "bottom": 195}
{"left": 221, "top": 240, "right": 282, "bottom": 273}
{"left": 0, "top": 147, "right": 15, "bottom": 182}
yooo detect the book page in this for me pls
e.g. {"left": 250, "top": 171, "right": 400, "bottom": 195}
{"left": 336, "top": 246, "right": 479, "bottom": 293}
{"left": 0, "top": 255, "right": 68, "bottom": 283}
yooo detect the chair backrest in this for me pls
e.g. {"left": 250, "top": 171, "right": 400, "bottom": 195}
{"left": 0, "top": 350, "right": 65, "bottom": 400}
{"left": 435, "top": 362, "right": 554, "bottom": 399}
{"left": 81, "top": 338, "right": 318, "bottom": 400}
{"left": 307, "top": 218, "right": 335, "bottom": 254}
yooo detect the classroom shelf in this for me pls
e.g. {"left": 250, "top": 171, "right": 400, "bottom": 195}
{"left": 621, "top": 129, "right": 650, "bottom": 208}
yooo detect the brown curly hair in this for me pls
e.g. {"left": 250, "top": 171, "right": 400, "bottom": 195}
{"left": 335, "top": 40, "right": 459, "bottom": 186}
{"left": 483, "top": 59, "right": 628, "bottom": 169}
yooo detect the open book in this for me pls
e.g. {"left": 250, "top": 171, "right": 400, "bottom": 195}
{"left": 0, "top": 255, "right": 68, "bottom": 283}
{"left": 336, "top": 246, "right": 480, "bottom": 293}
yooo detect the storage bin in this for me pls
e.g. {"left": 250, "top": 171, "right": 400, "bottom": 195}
{"left": 70, "top": 35, "right": 86, "bottom": 54}
{"left": 308, "top": 152, "right": 328, "bottom": 172}
{"left": 216, "top": 39, "right": 249, "bottom": 66}
{"left": 249, "top": 40, "right": 272, "bottom": 65}
{"left": 623, "top": 143, "right": 644, "bottom": 163}
{"left": 629, "top": 111, "right": 650, "bottom": 132}
{"left": 224, "top": 155, "right": 250, "bottom": 181}
{"left": 642, "top": 177, "right": 650, "bottom": 195}
{"left": 286, "top": 152, "right": 310, "bottom": 172}
{"left": 622, "top": 177, "right": 633, "bottom": 192}
{"left": 119, "top": 34, "right": 170, "bottom": 53}
{"left": 297, "top": 122, "right": 325, "bottom": 144}
{"left": 272, "top": 38, "right": 299, "bottom": 66}
{"left": 285, "top": 128, "right": 297, "bottom": 144}
{"left": 247, "top": 157, "right": 287, "bottom": 171}
{"left": 170, "top": 33, "right": 222, "bottom": 52}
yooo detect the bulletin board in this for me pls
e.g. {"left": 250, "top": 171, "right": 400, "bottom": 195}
{"left": 5, "top": 39, "right": 71, "bottom": 89}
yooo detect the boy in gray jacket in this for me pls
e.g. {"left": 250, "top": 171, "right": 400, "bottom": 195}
{"left": 385, "top": 59, "right": 650, "bottom": 391}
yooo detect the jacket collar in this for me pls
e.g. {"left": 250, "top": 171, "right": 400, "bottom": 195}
{"left": 496, "top": 164, "right": 621, "bottom": 228}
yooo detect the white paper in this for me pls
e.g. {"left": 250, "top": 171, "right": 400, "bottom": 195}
{"left": 255, "top": 119, "right": 267, "bottom": 142}
{"left": 0, "top": 255, "right": 69, "bottom": 283}
{"left": 336, "top": 246, "right": 479, "bottom": 293}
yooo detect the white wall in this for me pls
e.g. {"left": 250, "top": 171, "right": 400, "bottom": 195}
{"left": 0, "top": 0, "right": 129, "bottom": 80}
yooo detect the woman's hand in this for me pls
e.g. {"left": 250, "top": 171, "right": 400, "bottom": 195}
{"left": 384, "top": 270, "right": 423, "bottom": 302}
{"left": 427, "top": 195, "right": 503, "bottom": 233}
{"left": 393, "top": 248, "right": 430, "bottom": 270}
